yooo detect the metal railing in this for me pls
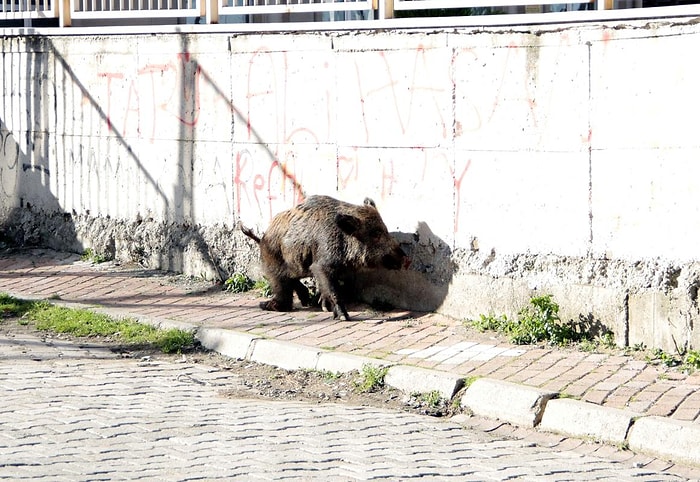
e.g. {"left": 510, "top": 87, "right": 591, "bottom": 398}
{"left": 1, "top": 0, "right": 698, "bottom": 26}
{"left": 217, "top": 0, "right": 372, "bottom": 16}
{"left": 71, "top": 0, "right": 201, "bottom": 17}
{"left": 1, "top": 0, "right": 54, "bottom": 19}
{"left": 392, "top": 0, "right": 599, "bottom": 12}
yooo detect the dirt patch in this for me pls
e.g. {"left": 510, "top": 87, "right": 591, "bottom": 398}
{"left": 213, "top": 357, "right": 465, "bottom": 418}
{"left": 0, "top": 316, "right": 466, "bottom": 418}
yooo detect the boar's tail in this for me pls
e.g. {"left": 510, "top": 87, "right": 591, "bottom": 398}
{"left": 239, "top": 223, "right": 261, "bottom": 244}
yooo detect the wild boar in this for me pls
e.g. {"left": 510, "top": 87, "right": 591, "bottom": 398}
{"left": 241, "top": 195, "right": 408, "bottom": 321}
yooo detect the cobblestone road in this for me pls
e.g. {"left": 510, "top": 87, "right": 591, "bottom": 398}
{"left": 0, "top": 330, "right": 691, "bottom": 481}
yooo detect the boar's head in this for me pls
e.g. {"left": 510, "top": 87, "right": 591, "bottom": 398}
{"left": 335, "top": 198, "right": 409, "bottom": 271}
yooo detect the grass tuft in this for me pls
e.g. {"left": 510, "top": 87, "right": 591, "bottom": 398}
{"left": 80, "top": 248, "right": 112, "bottom": 264}
{"left": 354, "top": 364, "right": 389, "bottom": 393}
{"left": 0, "top": 293, "right": 38, "bottom": 319}
{"left": 1, "top": 293, "right": 194, "bottom": 354}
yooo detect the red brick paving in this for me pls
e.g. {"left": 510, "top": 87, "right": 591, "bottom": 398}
{"left": 1, "top": 248, "right": 700, "bottom": 426}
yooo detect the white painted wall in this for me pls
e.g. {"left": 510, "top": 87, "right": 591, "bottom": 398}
{"left": 2, "top": 19, "right": 700, "bottom": 350}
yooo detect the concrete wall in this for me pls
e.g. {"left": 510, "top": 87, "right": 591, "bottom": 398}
{"left": 2, "top": 20, "right": 700, "bottom": 351}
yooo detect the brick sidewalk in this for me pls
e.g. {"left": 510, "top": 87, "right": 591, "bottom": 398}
{"left": 2, "top": 248, "right": 700, "bottom": 423}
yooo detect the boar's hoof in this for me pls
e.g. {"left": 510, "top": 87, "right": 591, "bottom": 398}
{"left": 317, "top": 295, "right": 333, "bottom": 312}
{"left": 332, "top": 306, "right": 351, "bottom": 321}
{"left": 259, "top": 300, "right": 293, "bottom": 312}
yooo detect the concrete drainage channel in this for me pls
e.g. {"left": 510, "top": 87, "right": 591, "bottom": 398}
{"left": 191, "top": 325, "right": 700, "bottom": 470}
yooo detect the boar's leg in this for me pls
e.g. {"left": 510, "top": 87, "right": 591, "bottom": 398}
{"left": 318, "top": 294, "right": 333, "bottom": 313}
{"left": 292, "top": 280, "right": 311, "bottom": 307}
{"left": 311, "top": 264, "right": 350, "bottom": 321}
{"left": 260, "top": 278, "right": 309, "bottom": 311}
{"left": 260, "top": 276, "right": 295, "bottom": 312}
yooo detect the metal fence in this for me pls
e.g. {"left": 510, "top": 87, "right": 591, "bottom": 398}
{"left": 1, "top": 0, "right": 54, "bottom": 19}
{"left": 1, "top": 0, "right": 699, "bottom": 26}
{"left": 72, "top": 0, "right": 201, "bottom": 17}
{"left": 217, "top": 0, "right": 372, "bottom": 16}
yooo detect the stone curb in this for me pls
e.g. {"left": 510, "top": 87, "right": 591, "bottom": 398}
{"left": 197, "top": 328, "right": 260, "bottom": 360}
{"left": 316, "top": 351, "right": 393, "bottom": 374}
{"left": 249, "top": 338, "right": 323, "bottom": 371}
{"left": 628, "top": 416, "right": 700, "bottom": 467}
{"left": 539, "top": 398, "right": 637, "bottom": 445}
{"left": 461, "top": 378, "right": 557, "bottom": 428}
{"left": 385, "top": 365, "right": 465, "bottom": 400}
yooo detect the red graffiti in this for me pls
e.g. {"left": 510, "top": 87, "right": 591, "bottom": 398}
{"left": 338, "top": 149, "right": 359, "bottom": 191}
{"left": 451, "top": 159, "right": 472, "bottom": 233}
{"left": 352, "top": 47, "right": 449, "bottom": 145}
{"left": 99, "top": 54, "right": 202, "bottom": 142}
{"left": 91, "top": 31, "right": 591, "bottom": 239}
{"left": 97, "top": 72, "right": 123, "bottom": 131}
{"left": 245, "top": 49, "right": 279, "bottom": 141}
{"left": 234, "top": 148, "right": 305, "bottom": 221}
{"left": 381, "top": 158, "right": 396, "bottom": 199}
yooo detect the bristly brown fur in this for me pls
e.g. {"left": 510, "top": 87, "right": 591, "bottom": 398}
{"left": 242, "top": 195, "right": 408, "bottom": 321}
{"left": 239, "top": 223, "right": 261, "bottom": 244}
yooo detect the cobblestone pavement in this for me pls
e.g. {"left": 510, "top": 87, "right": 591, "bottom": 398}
{"left": 0, "top": 329, "right": 693, "bottom": 481}
{"left": 1, "top": 249, "right": 699, "bottom": 423}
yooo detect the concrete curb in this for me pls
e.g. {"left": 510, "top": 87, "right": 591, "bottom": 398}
{"left": 197, "top": 328, "right": 260, "bottom": 360}
{"left": 385, "top": 365, "right": 465, "bottom": 399}
{"left": 539, "top": 398, "right": 637, "bottom": 445}
{"left": 249, "top": 338, "right": 323, "bottom": 371}
{"left": 316, "top": 351, "right": 393, "bottom": 374}
{"left": 461, "top": 378, "right": 557, "bottom": 428}
{"left": 628, "top": 416, "right": 700, "bottom": 467}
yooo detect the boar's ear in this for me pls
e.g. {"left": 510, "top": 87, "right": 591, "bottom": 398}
{"left": 336, "top": 213, "right": 361, "bottom": 236}
{"left": 363, "top": 198, "right": 376, "bottom": 208}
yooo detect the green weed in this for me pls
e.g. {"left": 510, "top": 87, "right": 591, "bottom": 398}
{"left": 224, "top": 273, "right": 255, "bottom": 293}
{"left": 80, "top": 248, "right": 112, "bottom": 264}
{"left": 319, "top": 369, "right": 342, "bottom": 381}
{"left": 470, "top": 313, "right": 510, "bottom": 333}
{"left": 467, "top": 295, "right": 579, "bottom": 346}
{"left": 253, "top": 279, "right": 272, "bottom": 297}
{"left": 646, "top": 347, "right": 700, "bottom": 373}
{"left": 557, "top": 392, "right": 580, "bottom": 400}
{"left": 420, "top": 390, "right": 444, "bottom": 408}
{"left": 156, "top": 329, "right": 197, "bottom": 354}
{"left": 354, "top": 364, "right": 389, "bottom": 393}
{"left": 463, "top": 376, "right": 480, "bottom": 388}
{"left": 646, "top": 348, "right": 681, "bottom": 368}
{"left": 684, "top": 350, "right": 700, "bottom": 371}
{"left": 579, "top": 332, "right": 617, "bottom": 353}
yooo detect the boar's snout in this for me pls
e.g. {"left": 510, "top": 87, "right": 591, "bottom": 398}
{"left": 381, "top": 245, "right": 410, "bottom": 270}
